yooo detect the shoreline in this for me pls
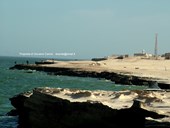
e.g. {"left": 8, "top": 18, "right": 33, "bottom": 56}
{"left": 9, "top": 57, "right": 170, "bottom": 89}
{"left": 8, "top": 58, "right": 170, "bottom": 127}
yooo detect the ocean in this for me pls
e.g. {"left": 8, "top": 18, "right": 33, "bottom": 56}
{"left": 0, "top": 56, "right": 147, "bottom": 128}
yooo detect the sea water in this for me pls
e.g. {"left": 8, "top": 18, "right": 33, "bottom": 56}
{"left": 0, "top": 56, "right": 147, "bottom": 128}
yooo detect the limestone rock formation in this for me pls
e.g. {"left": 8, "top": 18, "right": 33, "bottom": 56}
{"left": 8, "top": 87, "right": 169, "bottom": 128}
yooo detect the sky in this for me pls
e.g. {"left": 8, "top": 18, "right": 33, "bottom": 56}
{"left": 1, "top": 0, "right": 170, "bottom": 59}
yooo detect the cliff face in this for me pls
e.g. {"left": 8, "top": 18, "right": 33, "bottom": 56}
{"left": 9, "top": 87, "right": 169, "bottom": 128}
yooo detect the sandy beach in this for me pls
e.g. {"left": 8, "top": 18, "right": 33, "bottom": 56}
{"left": 43, "top": 57, "right": 170, "bottom": 84}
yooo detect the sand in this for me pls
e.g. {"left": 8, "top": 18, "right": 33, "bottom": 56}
{"left": 44, "top": 57, "right": 170, "bottom": 84}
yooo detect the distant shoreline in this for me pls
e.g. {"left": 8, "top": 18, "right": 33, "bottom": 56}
{"left": 9, "top": 57, "right": 170, "bottom": 89}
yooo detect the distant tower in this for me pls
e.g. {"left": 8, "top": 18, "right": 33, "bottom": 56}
{"left": 154, "top": 33, "right": 158, "bottom": 58}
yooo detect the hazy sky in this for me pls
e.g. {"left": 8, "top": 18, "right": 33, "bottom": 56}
{"left": 1, "top": 0, "right": 170, "bottom": 59}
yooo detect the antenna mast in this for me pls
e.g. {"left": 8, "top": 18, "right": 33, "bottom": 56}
{"left": 154, "top": 33, "right": 158, "bottom": 58}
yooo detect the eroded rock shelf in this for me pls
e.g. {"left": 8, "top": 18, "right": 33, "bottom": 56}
{"left": 8, "top": 87, "right": 170, "bottom": 128}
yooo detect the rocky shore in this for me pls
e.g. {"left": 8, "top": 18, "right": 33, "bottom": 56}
{"left": 8, "top": 87, "right": 170, "bottom": 128}
{"left": 10, "top": 59, "right": 170, "bottom": 89}
{"left": 8, "top": 58, "right": 170, "bottom": 127}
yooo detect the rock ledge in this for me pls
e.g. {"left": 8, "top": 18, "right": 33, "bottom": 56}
{"left": 8, "top": 87, "right": 170, "bottom": 128}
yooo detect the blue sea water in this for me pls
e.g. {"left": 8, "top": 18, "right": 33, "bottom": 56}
{"left": 0, "top": 56, "right": 147, "bottom": 128}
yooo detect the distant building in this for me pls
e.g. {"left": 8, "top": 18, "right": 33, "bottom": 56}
{"left": 134, "top": 51, "right": 152, "bottom": 58}
{"left": 91, "top": 57, "right": 107, "bottom": 61}
{"left": 165, "top": 53, "right": 170, "bottom": 59}
{"left": 134, "top": 53, "right": 147, "bottom": 57}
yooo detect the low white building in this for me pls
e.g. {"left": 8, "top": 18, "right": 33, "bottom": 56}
{"left": 134, "top": 53, "right": 152, "bottom": 58}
